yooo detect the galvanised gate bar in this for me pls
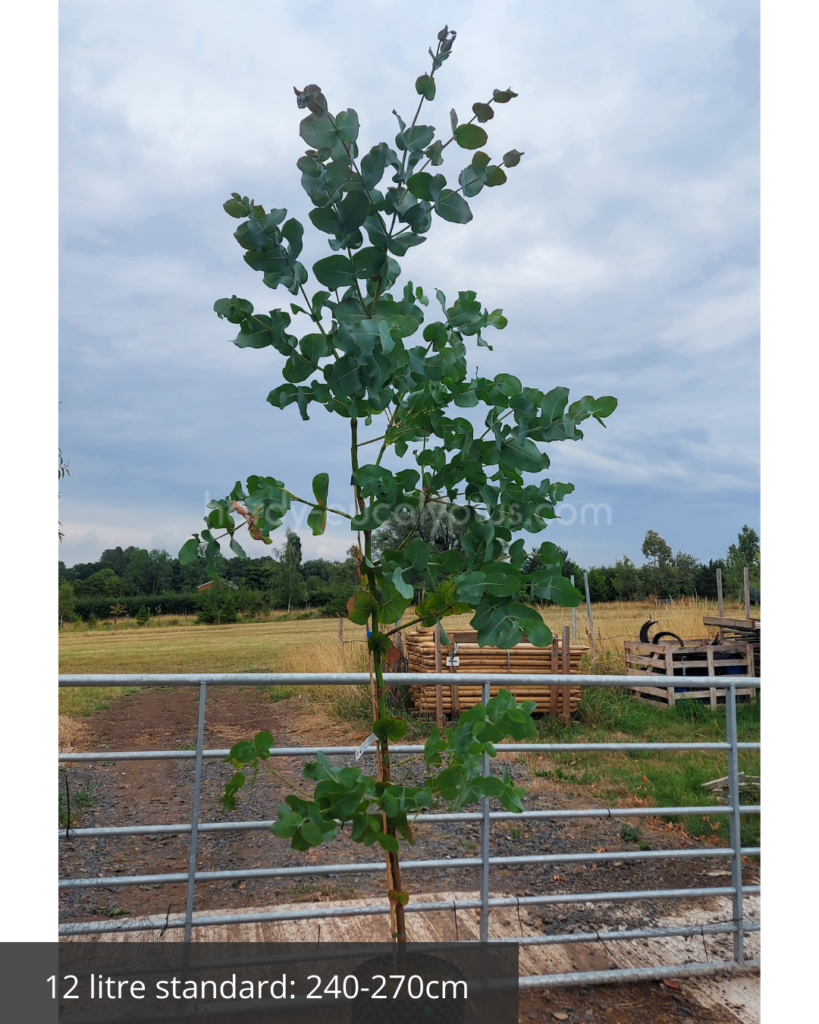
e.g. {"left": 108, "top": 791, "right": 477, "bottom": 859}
{"left": 58, "top": 673, "right": 760, "bottom": 988}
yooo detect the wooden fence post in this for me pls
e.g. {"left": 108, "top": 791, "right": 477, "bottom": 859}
{"left": 434, "top": 624, "right": 443, "bottom": 730}
{"left": 570, "top": 575, "right": 577, "bottom": 644}
{"left": 584, "top": 572, "right": 596, "bottom": 661}
{"left": 561, "top": 625, "right": 571, "bottom": 724}
{"left": 550, "top": 639, "right": 559, "bottom": 717}
{"left": 716, "top": 568, "right": 724, "bottom": 618}
{"left": 337, "top": 615, "right": 344, "bottom": 646}
{"left": 665, "top": 645, "right": 676, "bottom": 708}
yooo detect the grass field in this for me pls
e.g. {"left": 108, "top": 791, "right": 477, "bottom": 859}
{"left": 58, "top": 598, "right": 755, "bottom": 714}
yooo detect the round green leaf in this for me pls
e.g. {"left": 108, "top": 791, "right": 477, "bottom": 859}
{"left": 471, "top": 102, "right": 494, "bottom": 123}
{"left": 299, "top": 113, "right": 338, "bottom": 150}
{"left": 299, "top": 821, "right": 325, "bottom": 847}
{"left": 312, "top": 255, "right": 354, "bottom": 289}
{"left": 415, "top": 74, "right": 436, "bottom": 101}
{"left": 454, "top": 124, "right": 488, "bottom": 150}
{"left": 312, "top": 472, "right": 329, "bottom": 505}
{"left": 178, "top": 538, "right": 200, "bottom": 565}
{"left": 352, "top": 247, "right": 387, "bottom": 279}
{"left": 435, "top": 190, "right": 473, "bottom": 224}
{"left": 484, "top": 165, "right": 508, "bottom": 187}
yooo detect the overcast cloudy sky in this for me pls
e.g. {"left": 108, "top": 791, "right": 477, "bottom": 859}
{"left": 58, "top": 0, "right": 759, "bottom": 570}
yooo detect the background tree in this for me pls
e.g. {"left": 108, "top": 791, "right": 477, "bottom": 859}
{"left": 73, "top": 567, "right": 120, "bottom": 598}
{"left": 219, "top": 589, "right": 239, "bottom": 624}
{"left": 724, "top": 524, "right": 760, "bottom": 599}
{"left": 641, "top": 529, "right": 672, "bottom": 567}
{"left": 135, "top": 605, "right": 150, "bottom": 626}
{"left": 612, "top": 555, "right": 638, "bottom": 600}
{"left": 109, "top": 602, "right": 127, "bottom": 627}
{"left": 125, "top": 548, "right": 174, "bottom": 595}
{"left": 58, "top": 582, "right": 75, "bottom": 627}
{"left": 585, "top": 566, "right": 614, "bottom": 603}
{"left": 672, "top": 550, "right": 701, "bottom": 596}
{"left": 100, "top": 546, "right": 133, "bottom": 576}
{"left": 270, "top": 528, "right": 308, "bottom": 611}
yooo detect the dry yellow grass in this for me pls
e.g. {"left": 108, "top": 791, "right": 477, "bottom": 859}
{"left": 59, "top": 598, "right": 755, "bottom": 714}
{"left": 59, "top": 616, "right": 368, "bottom": 675}
{"left": 427, "top": 597, "right": 755, "bottom": 675}
{"left": 59, "top": 599, "right": 754, "bottom": 676}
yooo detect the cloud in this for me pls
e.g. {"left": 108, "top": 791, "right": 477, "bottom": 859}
{"left": 59, "top": 0, "right": 759, "bottom": 569}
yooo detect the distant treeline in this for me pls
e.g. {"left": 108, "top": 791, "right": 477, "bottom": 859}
{"left": 58, "top": 531, "right": 360, "bottom": 623}
{"left": 58, "top": 524, "right": 760, "bottom": 624}
{"left": 544, "top": 526, "right": 760, "bottom": 604}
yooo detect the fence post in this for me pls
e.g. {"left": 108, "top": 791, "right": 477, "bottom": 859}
{"left": 716, "top": 568, "right": 724, "bottom": 618}
{"left": 561, "top": 625, "right": 571, "bottom": 724}
{"left": 743, "top": 567, "right": 751, "bottom": 620}
{"left": 183, "top": 681, "right": 208, "bottom": 944}
{"left": 434, "top": 625, "right": 443, "bottom": 730}
{"left": 570, "top": 575, "right": 577, "bottom": 644}
{"left": 724, "top": 682, "right": 745, "bottom": 965}
{"left": 337, "top": 616, "right": 344, "bottom": 646}
{"left": 583, "top": 572, "right": 596, "bottom": 661}
{"left": 550, "top": 639, "right": 558, "bottom": 718}
{"left": 480, "top": 678, "right": 490, "bottom": 943}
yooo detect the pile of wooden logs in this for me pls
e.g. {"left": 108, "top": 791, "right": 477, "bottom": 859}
{"left": 404, "top": 627, "right": 588, "bottom": 719}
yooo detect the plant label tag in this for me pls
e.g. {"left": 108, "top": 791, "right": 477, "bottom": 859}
{"left": 446, "top": 656, "right": 460, "bottom": 667}
{"left": 354, "top": 733, "right": 377, "bottom": 761}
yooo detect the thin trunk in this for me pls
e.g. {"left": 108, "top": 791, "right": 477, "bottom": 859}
{"left": 353, "top": 408, "right": 406, "bottom": 945}
{"left": 368, "top": 593, "right": 406, "bottom": 943}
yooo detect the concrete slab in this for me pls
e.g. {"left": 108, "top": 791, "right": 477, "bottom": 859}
{"left": 66, "top": 891, "right": 759, "bottom": 1020}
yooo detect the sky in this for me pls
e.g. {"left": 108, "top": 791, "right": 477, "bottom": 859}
{"left": 58, "top": 0, "right": 760, "bottom": 571}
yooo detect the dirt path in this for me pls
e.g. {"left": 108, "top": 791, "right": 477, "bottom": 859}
{"left": 60, "top": 687, "right": 758, "bottom": 930}
{"left": 60, "top": 687, "right": 760, "bottom": 1022}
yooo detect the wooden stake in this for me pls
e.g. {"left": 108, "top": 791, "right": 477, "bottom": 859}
{"left": 743, "top": 567, "right": 751, "bottom": 620}
{"left": 584, "top": 572, "right": 596, "bottom": 661}
{"left": 570, "top": 575, "right": 577, "bottom": 644}
{"left": 561, "top": 625, "right": 571, "bottom": 724}
{"left": 716, "top": 568, "right": 724, "bottom": 618}
{"left": 550, "top": 639, "right": 558, "bottom": 717}
{"left": 434, "top": 624, "right": 443, "bottom": 730}
{"left": 706, "top": 646, "right": 717, "bottom": 710}
{"left": 337, "top": 615, "right": 344, "bottom": 646}
{"left": 665, "top": 645, "right": 676, "bottom": 708}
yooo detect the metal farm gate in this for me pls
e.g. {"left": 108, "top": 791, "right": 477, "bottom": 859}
{"left": 58, "top": 673, "right": 760, "bottom": 989}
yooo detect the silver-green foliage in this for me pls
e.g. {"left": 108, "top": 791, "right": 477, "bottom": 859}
{"left": 179, "top": 28, "right": 617, "bottom": 868}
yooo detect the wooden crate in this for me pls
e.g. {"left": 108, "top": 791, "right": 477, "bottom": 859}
{"left": 405, "top": 628, "right": 588, "bottom": 717}
{"left": 624, "top": 638, "right": 756, "bottom": 710}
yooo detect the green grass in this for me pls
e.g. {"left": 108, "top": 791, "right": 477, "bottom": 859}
{"left": 59, "top": 685, "right": 140, "bottom": 717}
{"left": 530, "top": 687, "right": 760, "bottom": 849}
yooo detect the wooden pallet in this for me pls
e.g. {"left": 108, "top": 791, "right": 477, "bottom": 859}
{"left": 702, "top": 615, "right": 761, "bottom": 676}
{"left": 405, "top": 628, "right": 587, "bottom": 718}
{"left": 624, "top": 638, "right": 756, "bottom": 709}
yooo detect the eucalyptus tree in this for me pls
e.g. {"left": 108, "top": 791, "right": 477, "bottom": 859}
{"left": 179, "top": 26, "right": 616, "bottom": 942}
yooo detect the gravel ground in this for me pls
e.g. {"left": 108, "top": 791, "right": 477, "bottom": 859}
{"left": 59, "top": 686, "right": 758, "bottom": 941}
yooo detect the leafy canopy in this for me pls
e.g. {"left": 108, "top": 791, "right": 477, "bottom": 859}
{"left": 179, "top": 26, "right": 618, "bottom": 863}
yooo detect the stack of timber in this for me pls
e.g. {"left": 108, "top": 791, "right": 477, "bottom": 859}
{"left": 405, "top": 628, "right": 588, "bottom": 716}
{"left": 624, "top": 638, "right": 756, "bottom": 710}
{"left": 702, "top": 615, "right": 761, "bottom": 677}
